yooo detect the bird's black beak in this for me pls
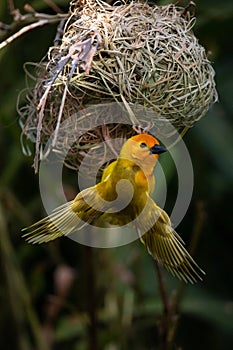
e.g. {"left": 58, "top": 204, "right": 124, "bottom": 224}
{"left": 150, "top": 144, "right": 167, "bottom": 155}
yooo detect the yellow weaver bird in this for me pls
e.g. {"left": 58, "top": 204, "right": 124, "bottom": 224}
{"left": 23, "top": 134, "right": 205, "bottom": 283}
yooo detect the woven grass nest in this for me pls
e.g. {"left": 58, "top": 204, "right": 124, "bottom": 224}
{"left": 19, "top": 0, "right": 217, "bottom": 173}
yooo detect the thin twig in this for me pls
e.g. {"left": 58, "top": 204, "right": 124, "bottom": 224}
{"left": 0, "top": 18, "right": 57, "bottom": 50}
{"left": 0, "top": 10, "right": 67, "bottom": 50}
{"left": 189, "top": 200, "right": 206, "bottom": 256}
{"left": 154, "top": 260, "right": 185, "bottom": 350}
{"left": 159, "top": 200, "right": 207, "bottom": 348}
{"left": 167, "top": 125, "right": 190, "bottom": 150}
{"left": 154, "top": 260, "right": 176, "bottom": 350}
{"left": 85, "top": 246, "right": 98, "bottom": 350}
{"left": 43, "top": 0, "right": 64, "bottom": 14}
{"left": 154, "top": 261, "right": 170, "bottom": 315}
{"left": 52, "top": 83, "right": 69, "bottom": 147}
{"left": 34, "top": 83, "right": 53, "bottom": 172}
{"left": 7, "top": 0, "right": 15, "bottom": 13}
{"left": 102, "top": 124, "right": 119, "bottom": 158}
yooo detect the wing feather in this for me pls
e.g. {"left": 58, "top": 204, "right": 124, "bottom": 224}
{"left": 22, "top": 185, "right": 107, "bottom": 244}
{"left": 138, "top": 197, "right": 205, "bottom": 283}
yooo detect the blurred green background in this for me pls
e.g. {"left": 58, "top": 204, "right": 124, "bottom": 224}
{"left": 0, "top": 1, "right": 232, "bottom": 349}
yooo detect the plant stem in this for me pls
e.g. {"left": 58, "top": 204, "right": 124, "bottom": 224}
{"left": 85, "top": 245, "right": 98, "bottom": 350}
{"left": 154, "top": 261, "right": 177, "bottom": 350}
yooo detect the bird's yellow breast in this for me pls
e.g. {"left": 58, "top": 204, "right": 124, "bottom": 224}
{"left": 134, "top": 169, "right": 155, "bottom": 194}
{"left": 101, "top": 158, "right": 155, "bottom": 195}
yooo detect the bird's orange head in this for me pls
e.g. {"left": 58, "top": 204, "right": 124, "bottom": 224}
{"left": 120, "top": 133, "right": 166, "bottom": 170}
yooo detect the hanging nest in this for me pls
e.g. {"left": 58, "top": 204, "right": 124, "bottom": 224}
{"left": 18, "top": 0, "right": 217, "bottom": 173}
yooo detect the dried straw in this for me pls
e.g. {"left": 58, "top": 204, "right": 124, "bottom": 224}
{"left": 18, "top": 0, "right": 217, "bottom": 172}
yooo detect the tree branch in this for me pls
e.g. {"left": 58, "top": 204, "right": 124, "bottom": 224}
{"left": 0, "top": 10, "right": 67, "bottom": 50}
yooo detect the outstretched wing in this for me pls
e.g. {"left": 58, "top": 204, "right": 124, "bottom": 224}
{"left": 22, "top": 184, "right": 108, "bottom": 244}
{"left": 138, "top": 197, "right": 205, "bottom": 283}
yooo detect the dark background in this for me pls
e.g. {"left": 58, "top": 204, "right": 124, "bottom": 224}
{"left": 0, "top": 1, "right": 232, "bottom": 349}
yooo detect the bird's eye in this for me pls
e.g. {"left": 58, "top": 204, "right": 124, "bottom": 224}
{"left": 140, "top": 142, "right": 147, "bottom": 148}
